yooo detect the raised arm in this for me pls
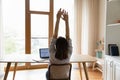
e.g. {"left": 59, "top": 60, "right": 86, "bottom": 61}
{"left": 53, "top": 9, "right": 63, "bottom": 38}
{"left": 65, "top": 14, "right": 70, "bottom": 40}
{"left": 62, "top": 11, "right": 70, "bottom": 40}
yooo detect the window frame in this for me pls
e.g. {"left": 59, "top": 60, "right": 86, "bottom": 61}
{"left": 25, "top": 0, "right": 53, "bottom": 54}
{"left": 6, "top": 0, "right": 53, "bottom": 70}
{"left": 25, "top": 0, "right": 53, "bottom": 69}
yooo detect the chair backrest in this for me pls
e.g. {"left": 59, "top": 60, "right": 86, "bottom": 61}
{"left": 48, "top": 63, "right": 72, "bottom": 80}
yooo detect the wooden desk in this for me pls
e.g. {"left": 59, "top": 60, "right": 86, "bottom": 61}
{"left": 0, "top": 54, "right": 96, "bottom": 80}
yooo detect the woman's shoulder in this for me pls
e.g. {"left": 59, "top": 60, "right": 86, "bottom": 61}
{"left": 51, "top": 37, "right": 57, "bottom": 41}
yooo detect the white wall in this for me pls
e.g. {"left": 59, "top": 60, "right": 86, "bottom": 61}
{"left": 106, "top": 24, "right": 120, "bottom": 54}
{"left": 105, "top": 0, "right": 120, "bottom": 54}
{"left": 107, "top": 1, "right": 120, "bottom": 24}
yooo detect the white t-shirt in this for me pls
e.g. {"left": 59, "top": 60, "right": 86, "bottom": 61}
{"left": 49, "top": 37, "right": 72, "bottom": 64}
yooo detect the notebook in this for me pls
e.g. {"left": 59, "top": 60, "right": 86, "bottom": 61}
{"left": 110, "top": 46, "right": 119, "bottom": 56}
{"left": 108, "top": 44, "right": 119, "bottom": 56}
{"left": 39, "top": 48, "right": 49, "bottom": 59}
{"left": 108, "top": 44, "right": 117, "bottom": 55}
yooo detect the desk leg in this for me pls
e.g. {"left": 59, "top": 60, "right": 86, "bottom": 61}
{"left": 82, "top": 62, "right": 89, "bottom": 80}
{"left": 4, "top": 62, "right": 11, "bottom": 80}
{"left": 13, "top": 62, "right": 17, "bottom": 80}
{"left": 78, "top": 63, "right": 82, "bottom": 80}
{"left": 92, "top": 61, "right": 96, "bottom": 70}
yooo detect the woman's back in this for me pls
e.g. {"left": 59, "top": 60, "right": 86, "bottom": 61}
{"left": 49, "top": 37, "right": 72, "bottom": 64}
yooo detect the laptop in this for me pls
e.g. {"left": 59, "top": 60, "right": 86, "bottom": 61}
{"left": 39, "top": 48, "right": 49, "bottom": 59}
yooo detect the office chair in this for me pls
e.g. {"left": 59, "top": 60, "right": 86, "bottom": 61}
{"left": 48, "top": 63, "right": 72, "bottom": 80}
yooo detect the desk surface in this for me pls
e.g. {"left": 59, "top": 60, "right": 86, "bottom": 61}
{"left": 0, "top": 54, "right": 96, "bottom": 63}
{"left": 1, "top": 54, "right": 96, "bottom": 80}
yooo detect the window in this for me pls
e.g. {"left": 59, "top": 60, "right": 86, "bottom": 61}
{"left": 2, "top": 0, "right": 25, "bottom": 54}
{"left": 1, "top": 0, "right": 74, "bottom": 69}
{"left": 30, "top": 0, "right": 49, "bottom": 11}
{"left": 31, "top": 14, "right": 49, "bottom": 56}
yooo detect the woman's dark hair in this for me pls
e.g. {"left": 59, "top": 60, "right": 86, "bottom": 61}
{"left": 55, "top": 37, "right": 69, "bottom": 60}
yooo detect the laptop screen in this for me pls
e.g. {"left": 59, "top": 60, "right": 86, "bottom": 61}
{"left": 39, "top": 48, "right": 49, "bottom": 58}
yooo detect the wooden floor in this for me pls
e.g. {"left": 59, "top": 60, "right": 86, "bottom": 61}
{"left": 4, "top": 66, "right": 103, "bottom": 80}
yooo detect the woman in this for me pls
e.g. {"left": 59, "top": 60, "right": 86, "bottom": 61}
{"left": 46, "top": 8, "right": 72, "bottom": 80}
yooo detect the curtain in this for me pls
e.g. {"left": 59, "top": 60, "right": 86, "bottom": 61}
{"left": 0, "top": 0, "right": 4, "bottom": 72}
{"left": 74, "top": 0, "right": 99, "bottom": 56}
{"left": 74, "top": 0, "right": 82, "bottom": 55}
{"left": 0, "top": 0, "right": 3, "bottom": 57}
{"left": 0, "top": 1, "right": 1, "bottom": 71}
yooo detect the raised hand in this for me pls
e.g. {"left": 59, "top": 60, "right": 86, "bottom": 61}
{"left": 56, "top": 8, "right": 64, "bottom": 20}
{"left": 61, "top": 10, "right": 69, "bottom": 22}
{"left": 53, "top": 8, "right": 70, "bottom": 39}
